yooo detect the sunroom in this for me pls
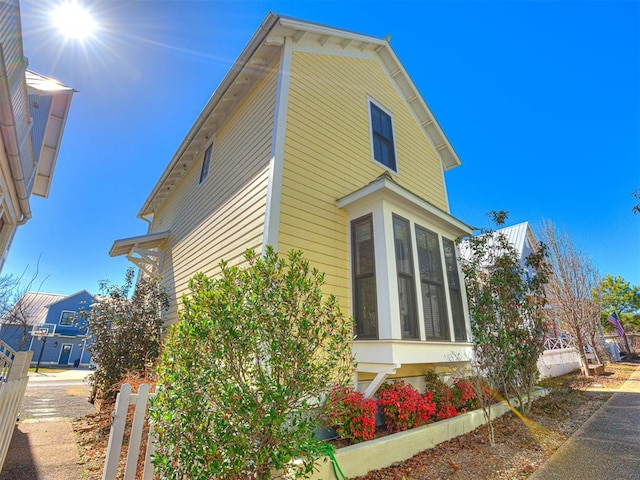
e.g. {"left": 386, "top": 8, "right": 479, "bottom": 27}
{"left": 338, "top": 173, "right": 474, "bottom": 396}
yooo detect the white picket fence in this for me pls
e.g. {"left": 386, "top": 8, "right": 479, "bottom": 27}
{"left": 0, "top": 340, "right": 32, "bottom": 472}
{"left": 102, "top": 383, "right": 157, "bottom": 480}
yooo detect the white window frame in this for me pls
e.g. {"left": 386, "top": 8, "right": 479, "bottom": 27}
{"left": 348, "top": 205, "right": 469, "bottom": 343}
{"left": 59, "top": 310, "right": 76, "bottom": 326}
{"left": 367, "top": 97, "right": 398, "bottom": 174}
{"left": 198, "top": 142, "right": 214, "bottom": 184}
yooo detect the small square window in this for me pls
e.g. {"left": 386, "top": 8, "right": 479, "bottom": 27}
{"left": 60, "top": 311, "right": 76, "bottom": 326}
{"left": 199, "top": 143, "right": 213, "bottom": 184}
{"left": 369, "top": 101, "right": 397, "bottom": 172}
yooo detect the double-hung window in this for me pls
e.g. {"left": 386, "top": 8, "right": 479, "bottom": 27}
{"left": 60, "top": 311, "right": 76, "bottom": 326}
{"left": 369, "top": 100, "right": 397, "bottom": 172}
{"left": 199, "top": 143, "right": 213, "bottom": 184}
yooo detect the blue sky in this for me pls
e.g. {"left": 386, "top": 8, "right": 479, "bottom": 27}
{"left": 5, "top": 0, "right": 639, "bottom": 295}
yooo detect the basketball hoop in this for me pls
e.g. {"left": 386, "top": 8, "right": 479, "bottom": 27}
{"left": 33, "top": 328, "right": 48, "bottom": 340}
{"left": 33, "top": 328, "right": 50, "bottom": 373}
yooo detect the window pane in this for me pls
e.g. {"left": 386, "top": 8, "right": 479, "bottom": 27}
{"left": 370, "top": 102, "right": 396, "bottom": 172}
{"left": 393, "top": 216, "right": 412, "bottom": 274}
{"left": 355, "top": 276, "right": 378, "bottom": 338}
{"left": 421, "top": 282, "right": 449, "bottom": 339}
{"left": 443, "top": 238, "right": 467, "bottom": 342}
{"left": 416, "top": 225, "right": 449, "bottom": 340}
{"left": 393, "top": 215, "right": 418, "bottom": 339}
{"left": 352, "top": 215, "right": 378, "bottom": 339}
{"left": 199, "top": 144, "right": 213, "bottom": 184}
{"left": 354, "top": 220, "right": 374, "bottom": 275}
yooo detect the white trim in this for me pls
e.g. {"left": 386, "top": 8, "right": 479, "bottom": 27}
{"left": 338, "top": 175, "right": 472, "bottom": 237}
{"left": 291, "top": 41, "right": 377, "bottom": 59}
{"left": 262, "top": 35, "right": 293, "bottom": 252}
{"left": 342, "top": 186, "right": 472, "bottom": 349}
{"left": 367, "top": 96, "right": 399, "bottom": 175}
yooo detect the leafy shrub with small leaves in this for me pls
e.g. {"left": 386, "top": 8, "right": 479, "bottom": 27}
{"left": 80, "top": 268, "right": 169, "bottom": 404}
{"left": 452, "top": 378, "right": 480, "bottom": 412}
{"left": 377, "top": 380, "right": 436, "bottom": 432}
{"left": 324, "top": 385, "right": 377, "bottom": 443}
{"left": 424, "top": 371, "right": 458, "bottom": 420}
{"left": 150, "top": 247, "right": 354, "bottom": 479}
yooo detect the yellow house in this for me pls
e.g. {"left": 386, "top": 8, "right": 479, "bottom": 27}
{"left": 111, "top": 13, "right": 473, "bottom": 395}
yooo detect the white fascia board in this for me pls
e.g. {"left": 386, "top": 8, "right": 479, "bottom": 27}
{"left": 338, "top": 176, "right": 472, "bottom": 237}
{"left": 376, "top": 44, "right": 461, "bottom": 171}
{"left": 138, "top": 13, "right": 281, "bottom": 218}
{"left": 278, "top": 17, "right": 387, "bottom": 47}
{"left": 262, "top": 36, "right": 293, "bottom": 252}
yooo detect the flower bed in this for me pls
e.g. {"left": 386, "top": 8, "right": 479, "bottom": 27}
{"left": 311, "top": 386, "right": 550, "bottom": 480}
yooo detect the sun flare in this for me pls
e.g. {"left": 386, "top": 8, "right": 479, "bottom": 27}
{"left": 51, "top": 2, "right": 97, "bottom": 40}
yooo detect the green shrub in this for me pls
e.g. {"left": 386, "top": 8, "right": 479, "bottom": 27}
{"left": 150, "top": 247, "right": 354, "bottom": 479}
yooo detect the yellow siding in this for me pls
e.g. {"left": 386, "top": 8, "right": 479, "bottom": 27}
{"left": 279, "top": 52, "right": 448, "bottom": 316}
{"left": 152, "top": 61, "right": 279, "bottom": 324}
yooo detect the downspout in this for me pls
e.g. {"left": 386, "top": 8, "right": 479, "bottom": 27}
{"left": 0, "top": 48, "right": 32, "bottom": 225}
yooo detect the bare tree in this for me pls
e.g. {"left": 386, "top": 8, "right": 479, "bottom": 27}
{"left": 541, "top": 221, "right": 602, "bottom": 375}
{"left": 0, "top": 261, "right": 48, "bottom": 350}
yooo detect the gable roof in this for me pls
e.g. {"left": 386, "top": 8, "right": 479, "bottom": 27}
{"left": 139, "top": 13, "right": 461, "bottom": 218}
{"left": 46, "top": 289, "right": 94, "bottom": 308}
{"left": 495, "top": 222, "right": 538, "bottom": 260}
{"left": 0, "top": 292, "right": 66, "bottom": 326}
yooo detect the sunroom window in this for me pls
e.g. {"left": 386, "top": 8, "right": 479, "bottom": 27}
{"left": 415, "top": 225, "right": 449, "bottom": 340}
{"left": 393, "top": 215, "right": 418, "bottom": 339}
{"left": 443, "top": 238, "right": 467, "bottom": 342}
{"left": 350, "top": 212, "right": 468, "bottom": 343}
{"left": 352, "top": 214, "right": 378, "bottom": 339}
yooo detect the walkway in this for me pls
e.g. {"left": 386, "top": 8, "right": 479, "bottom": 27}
{"left": 530, "top": 364, "right": 640, "bottom": 480}
{"left": 0, "top": 368, "right": 94, "bottom": 480}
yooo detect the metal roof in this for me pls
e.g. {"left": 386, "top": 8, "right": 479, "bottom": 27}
{"left": 0, "top": 292, "right": 66, "bottom": 326}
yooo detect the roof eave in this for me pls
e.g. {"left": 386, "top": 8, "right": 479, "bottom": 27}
{"left": 138, "top": 12, "right": 281, "bottom": 218}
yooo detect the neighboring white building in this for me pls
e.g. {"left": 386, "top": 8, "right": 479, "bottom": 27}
{"left": 0, "top": 0, "right": 75, "bottom": 270}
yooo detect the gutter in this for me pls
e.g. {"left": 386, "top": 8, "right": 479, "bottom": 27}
{"left": 0, "top": 47, "right": 31, "bottom": 225}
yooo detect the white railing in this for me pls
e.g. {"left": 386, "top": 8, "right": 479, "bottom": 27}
{"left": 102, "top": 383, "right": 156, "bottom": 480}
{"left": 0, "top": 340, "right": 16, "bottom": 382}
{"left": 544, "top": 337, "right": 574, "bottom": 351}
{"left": 0, "top": 340, "right": 32, "bottom": 472}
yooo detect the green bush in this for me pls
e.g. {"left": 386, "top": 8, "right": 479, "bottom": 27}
{"left": 81, "top": 268, "right": 169, "bottom": 404}
{"left": 150, "top": 247, "right": 354, "bottom": 479}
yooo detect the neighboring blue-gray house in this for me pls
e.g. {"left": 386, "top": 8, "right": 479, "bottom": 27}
{"left": 0, "top": 290, "right": 94, "bottom": 367}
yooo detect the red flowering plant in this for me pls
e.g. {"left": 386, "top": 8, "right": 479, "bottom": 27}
{"left": 424, "top": 371, "right": 458, "bottom": 420}
{"left": 376, "top": 380, "right": 436, "bottom": 433}
{"left": 452, "top": 378, "right": 480, "bottom": 412}
{"left": 323, "top": 385, "right": 377, "bottom": 443}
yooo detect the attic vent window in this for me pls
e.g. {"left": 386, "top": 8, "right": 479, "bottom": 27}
{"left": 199, "top": 143, "right": 213, "bottom": 184}
{"left": 369, "top": 100, "right": 397, "bottom": 172}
